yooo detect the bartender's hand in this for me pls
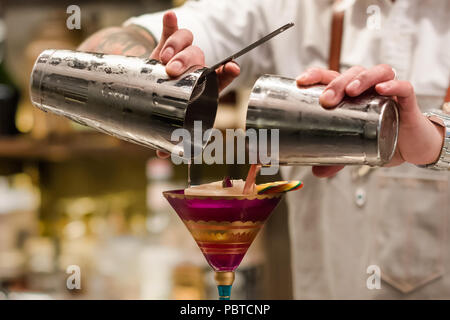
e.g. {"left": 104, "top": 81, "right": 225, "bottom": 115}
{"left": 78, "top": 11, "right": 240, "bottom": 159}
{"left": 78, "top": 11, "right": 239, "bottom": 89}
{"left": 150, "top": 12, "right": 240, "bottom": 89}
{"left": 296, "top": 65, "right": 445, "bottom": 178}
{"left": 150, "top": 12, "right": 240, "bottom": 158}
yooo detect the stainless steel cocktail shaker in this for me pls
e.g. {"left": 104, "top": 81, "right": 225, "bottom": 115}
{"left": 246, "top": 75, "right": 399, "bottom": 166}
{"left": 30, "top": 50, "right": 399, "bottom": 167}
{"left": 30, "top": 49, "right": 219, "bottom": 159}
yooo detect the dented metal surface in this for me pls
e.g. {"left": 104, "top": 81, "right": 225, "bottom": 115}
{"left": 246, "top": 75, "right": 399, "bottom": 166}
{"left": 30, "top": 49, "right": 219, "bottom": 158}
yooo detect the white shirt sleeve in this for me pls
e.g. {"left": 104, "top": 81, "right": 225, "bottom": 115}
{"left": 123, "top": 0, "right": 277, "bottom": 90}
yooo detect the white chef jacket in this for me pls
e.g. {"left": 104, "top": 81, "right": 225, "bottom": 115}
{"left": 125, "top": 0, "right": 450, "bottom": 299}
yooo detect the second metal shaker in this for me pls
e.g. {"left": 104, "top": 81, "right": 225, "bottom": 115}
{"left": 246, "top": 75, "right": 399, "bottom": 166}
{"left": 30, "top": 49, "right": 219, "bottom": 159}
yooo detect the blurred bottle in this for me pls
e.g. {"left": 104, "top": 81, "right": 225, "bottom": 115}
{"left": 172, "top": 0, "right": 187, "bottom": 7}
{"left": 0, "top": 173, "right": 39, "bottom": 292}
{"left": 24, "top": 237, "right": 59, "bottom": 293}
{"left": 145, "top": 157, "right": 201, "bottom": 260}
{"left": 145, "top": 158, "right": 175, "bottom": 235}
{"left": 139, "top": 245, "right": 181, "bottom": 300}
{"left": 142, "top": 158, "right": 209, "bottom": 299}
{"left": 0, "top": 15, "right": 20, "bottom": 136}
{"left": 171, "top": 264, "right": 205, "bottom": 300}
{"left": 58, "top": 196, "right": 100, "bottom": 297}
{"left": 17, "top": 11, "right": 80, "bottom": 137}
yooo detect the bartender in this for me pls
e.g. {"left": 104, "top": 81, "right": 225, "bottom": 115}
{"left": 79, "top": 0, "right": 450, "bottom": 298}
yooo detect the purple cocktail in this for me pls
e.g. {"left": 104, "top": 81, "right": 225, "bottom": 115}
{"left": 163, "top": 189, "right": 282, "bottom": 299}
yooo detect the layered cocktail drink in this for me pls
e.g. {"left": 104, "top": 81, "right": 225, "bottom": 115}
{"left": 164, "top": 177, "right": 302, "bottom": 299}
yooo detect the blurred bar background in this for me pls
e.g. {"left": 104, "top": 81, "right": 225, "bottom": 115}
{"left": 0, "top": 0, "right": 292, "bottom": 300}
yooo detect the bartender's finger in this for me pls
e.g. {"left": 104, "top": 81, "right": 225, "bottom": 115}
{"left": 296, "top": 68, "right": 340, "bottom": 86}
{"left": 150, "top": 11, "right": 179, "bottom": 60}
{"left": 157, "top": 150, "right": 171, "bottom": 159}
{"left": 312, "top": 165, "right": 345, "bottom": 178}
{"left": 384, "top": 148, "right": 405, "bottom": 167}
{"left": 345, "top": 64, "right": 395, "bottom": 97}
{"left": 216, "top": 62, "right": 240, "bottom": 92}
{"left": 375, "top": 80, "right": 415, "bottom": 101}
{"left": 166, "top": 45, "right": 205, "bottom": 77}
{"left": 375, "top": 80, "right": 421, "bottom": 123}
{"left": 320, "top": 65, "right": 365, "bottom": 108}
{"left": 159, "top": 29, "right": 194, "bottom": 64}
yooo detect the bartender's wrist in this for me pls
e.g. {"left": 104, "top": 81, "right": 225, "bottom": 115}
{"left": 419, "top": 110, "right": 450, "bottom": 170}
{"left": 428, "top": 121, "right": 446, "bottom": 164}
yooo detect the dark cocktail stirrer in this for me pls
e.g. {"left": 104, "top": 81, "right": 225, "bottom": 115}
{"left": 198, "top": 22, "right": 294, "bottom": 82}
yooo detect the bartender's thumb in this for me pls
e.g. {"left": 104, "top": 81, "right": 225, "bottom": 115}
{"left": 150, "top": 11, "right": 178, "bottom": 60}
{"left": 216, "top": 62, "right": 240, "bottom": 92}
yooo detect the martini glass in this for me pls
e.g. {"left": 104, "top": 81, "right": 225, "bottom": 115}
{"left": 163, "top": 189, "right": 282, "bottom": 300}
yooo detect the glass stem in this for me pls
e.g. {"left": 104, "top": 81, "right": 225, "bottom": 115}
{"left": 214, "top": 271, "right": 235, "bottom": 300}
{"left": 217, "top": 285, "right": 232, "bottom": 300}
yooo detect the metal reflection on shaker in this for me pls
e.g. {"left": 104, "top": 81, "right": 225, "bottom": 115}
{"left": 29, "top": 49, "right": 219, "bottom": 159}
{"left": 246, "top": 75, "right": 399, "bottom": 166}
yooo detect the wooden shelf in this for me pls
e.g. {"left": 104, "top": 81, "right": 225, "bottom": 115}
{"left": 0, "top": 132, "right": 155, "bottom": 161}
